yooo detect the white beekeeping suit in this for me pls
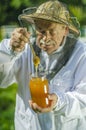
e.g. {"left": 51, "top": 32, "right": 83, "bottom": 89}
{"left": 0, "top": 37, "right": 86, "bottom": 130}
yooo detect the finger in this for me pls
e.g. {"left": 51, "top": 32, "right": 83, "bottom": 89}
{"left": 12, "top": 28, "right": 30, "bottom": 40}
{"left": 10, "top": 41, "right": 20, "bottom": 48}
{"left": 32, "top": 102, "right": 52, "bottom": 113}
{"left": 11, "top": 35, "right": 21, "bottom": 43}
{"left": 29, "top": 100, "right": 55, "bottom": 113}
{"left": 29, "top": 100, "right": 34, "bottom": 108}
{"left": 34, "top": 109, "right": 41, "bottom": 113}
{"left": 48, "top": 94, "right": 58, "bottom": 102}
{"left": 30, "top": 102, "right": 42, "bottom": 113}
{"left": 11, "top": 33, "right": 28, "bottom": 50}
{"left": 17, "top": 28, "right": 31, "bottom": 39}
{"left": 14, "top": 47, "right": 25, "bottom": 52}
{"left": 22, "top": 28, "right": 31, "bottom": 39}
{"left": 12, "top": 31, "right": 29, "bottom": 43}
{"left": 32, "top": 102, "right": 39, "bottom": 110}
{"left": 20, "top": 35, "right": 29, "bottom": 43}
{"left": 48, "top": 94, "right": 58, "bottom": 108}
{"left": 14, "top": 28, "right": 27, "bottom": 34}
{"left": 10, "top": 40, "right": 25, "bottom": 51}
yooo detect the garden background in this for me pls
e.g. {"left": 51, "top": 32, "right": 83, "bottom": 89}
{"left": 0, "top": 0, "right": 86, "bottom": 130}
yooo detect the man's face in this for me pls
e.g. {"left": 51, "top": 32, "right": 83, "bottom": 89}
{"left": 35, "top": 20, "right": 68, "bottom": 54}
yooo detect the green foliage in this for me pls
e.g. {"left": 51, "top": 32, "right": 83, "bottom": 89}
{"left": 10, "top": 0, "right": 31, "bottom": 9}
{"left": 69, "top": 6, "right": 86, "bottom": 25}
{"left": 0, "top": 84, "right": 17, "bottom": 130}
{"left": 0, "top": 0, "right": 86, "bottom": 26}
{"left": 82, "top": 0, "right": 86, "bottom": 4}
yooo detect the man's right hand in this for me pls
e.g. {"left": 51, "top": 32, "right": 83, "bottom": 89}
{"left": 10, "top": 28, "right": 30, "bottom": 52}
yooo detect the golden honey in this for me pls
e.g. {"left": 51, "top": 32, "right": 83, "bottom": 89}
{"left": 33, "top": 56, "right": 40, "bottom": 67}
{"left": 29, "top": 77, "right": 50, "bottom": 108}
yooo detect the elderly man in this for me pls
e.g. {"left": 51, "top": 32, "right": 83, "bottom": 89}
{"left": 0, "top": 1, "right": 86, "bottom": 130}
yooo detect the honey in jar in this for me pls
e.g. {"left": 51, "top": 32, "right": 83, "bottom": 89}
{"left": 29, "top": 76, "right": 50, "bottom": 108}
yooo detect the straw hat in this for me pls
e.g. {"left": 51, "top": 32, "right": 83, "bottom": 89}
{"left": 19, "top": 0, "right": 80, "bottom": 36}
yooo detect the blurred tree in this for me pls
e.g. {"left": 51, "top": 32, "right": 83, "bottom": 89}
{"left": 61, "top": 0, "right": 86, "bottom": 25}
{"left": 0, "top": 84, "right": 17, "bottom": 130}
{"left": 69, "top": 6, "right": 86, "bottom": 25}
{"left": 0, "top": 0, "right": 86, "bottom": 26}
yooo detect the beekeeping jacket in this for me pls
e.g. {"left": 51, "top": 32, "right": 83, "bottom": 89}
{"left": 0, "top": 37, "right": 86, "bottom": 130}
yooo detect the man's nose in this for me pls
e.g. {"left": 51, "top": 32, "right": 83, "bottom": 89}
{"left": 42, "top": 31, "right": 51, "bottom": 41}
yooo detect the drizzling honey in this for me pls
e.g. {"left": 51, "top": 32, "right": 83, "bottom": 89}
{"left": 33, "top": 56, "right": 40, "bottom": 67}
{"left": 30, "top": 43, "right": 40, "bottom": 76}
{"left": 33, "top": 55, "right": 40, "bottom": 77}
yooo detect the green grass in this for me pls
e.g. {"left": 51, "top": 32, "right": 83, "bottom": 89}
{"left": 0, "top": 84, "right": 17, "bottom": 130}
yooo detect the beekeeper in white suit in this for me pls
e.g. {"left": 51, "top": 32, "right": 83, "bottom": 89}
{"left": 0, "top": 0, "right": 86, "bottom": 130}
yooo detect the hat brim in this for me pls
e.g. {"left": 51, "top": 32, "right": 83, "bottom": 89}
{"left": 20, "top": 13, "right": 80, "bottom": 36}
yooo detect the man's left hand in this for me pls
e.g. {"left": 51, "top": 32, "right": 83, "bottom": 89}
{"left": 29, "top": 93, "right": 58, "bottom": 113}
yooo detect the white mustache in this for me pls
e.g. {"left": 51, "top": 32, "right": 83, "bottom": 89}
{"left": 40, "top": 39, "right": 56, "bottom": 46}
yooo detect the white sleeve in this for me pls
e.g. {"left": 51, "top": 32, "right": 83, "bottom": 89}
{"left": 52, "top": 53, "right": 86, "bottom": 119}
{"left": 0, "top": 39, "right": 21, "bottom": 88}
